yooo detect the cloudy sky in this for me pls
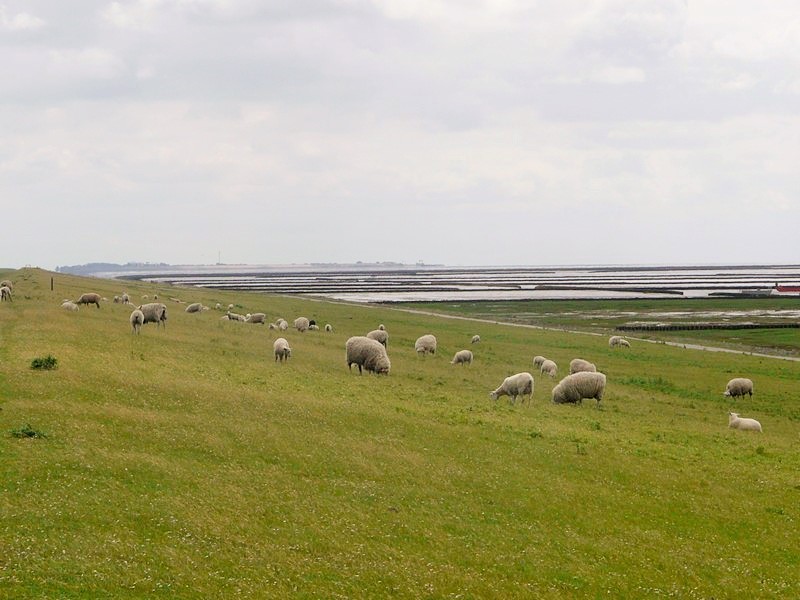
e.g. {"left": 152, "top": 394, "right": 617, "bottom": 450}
{"left": 2, "top": 0, "right": 798, "bottom": 269}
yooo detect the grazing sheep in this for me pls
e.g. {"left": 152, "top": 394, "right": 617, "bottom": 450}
{"left": 0, "top": 286, "right": 12, "bottom": 302}
{"left": 346, "top": 336, "right": 391, "bottom": 375}
{"left": 227, "top": 311, "right": 247, "bottom": 322}
{"left": 139, "top": 302, "right": 168, "bottom": 328}
{"left": 569, "top": 358, "right": 596, "bottom": 374}
{"left": 273, "top": 337, "right": 292, "bottom": 362}
{"left": 552, "top": 372, "right": 607, "bottom": 406}
{"left": 533, "top": 355, "right": 546, "bottom": 369}
{"left": 378, "top": 324, "right": 386, "bottom": 331}
{"left": 61, "top": 300, "right": 79, "bottom": 311}
{"left": 489, "top": 372, "right": 534, "bottom": 405}
{"left": 228, "top": 304, "right": 234, "bottom": 310}
{"left": 130, "top": 309, "right": 145, "bottom": 334}
{"left": 121, "top": 293, "right": 130, "bottom": 305}
{"left": 366, "top": 329, "right": 389, "bottom": 347}
{"left": 309, "top": 324, "right": 320, "bottom": 331}
{"left": 215, "top": 303, "right": 222, "bottom": 310}
{"left": 113, "top": 295, "right": 121, "bottom": 303}
{"left": 220, "top": 315, "right": 230, "bottom": 321}
{"left": 294, "top": 317, "right": 310, "bottom": 332}
{"left": 609, "top": 335, "right": 631, "bottom": 348}
{"left": 728, "top": 412, "right": 762, "bottom": 432}
{"left": 246, "top": 313, "right": 266, "bottom": 324}
{"left": 185, "top": 302, "right": 203, "bottom": 313}
{"left": 153, "top": 294, "right": 158, "bottom": 300}
{"left": 0, "top": 279, "right": 12, "bottom": 290}
{"left": 724, "top": 378, "right": 754, "bottom": 399}
{"left": 75, "top": 292, "right": 102, "bottom": 308}
{"left": 325, "top": 324, "right": 333, "bottom": 332}
{"left": 450, "top": 350, "right": 473, "bottom": 365}
{"left": 414, "top": 334, "right": 437, "bottom": 355}
{"left": 277, "top": 319, "right": 288, "bottom": 331}
{"left": 540, "top": 359, "right": 558, "bottom": 378}
{"left": 471, "top": 334, "right": 481, "bottom": 344}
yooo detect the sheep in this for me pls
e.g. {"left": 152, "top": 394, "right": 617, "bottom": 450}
{"left": 153, "top": 294, "right": 158, "bottom": 300}
{"left": 273, "top": 337, "right": 292, "bottom": 362}
{"left": 246, "top": 312, "right": 266, "bottom": 324}
{"left": 185, "top": 302, "right": 203, "bottom": 313}
{"left": 0, "top": 286, "right": 12, "bottom": 302}
{"left": 489, "top": 372, "right": 534, "bottom": 405}
{"left": 294, "top": 317, "right": 310, "bottom": 332}
{"left": 552, "top": 372, "right": 606, "bottom": 406}
{"left": 471, "top": 334, "right": 481, "bottom": 344}
{"left": 533, "top": 355, "right": 546, "bottom": 369}
{"left": 61, "top": 300, "right": 79, "bottom": 311}
{"left": 366, "top": 329, "right": 389, "bottom": 347}
{"left": 325, "top": 324, "right": 333, "bottom": 332}
{"left": 226, "top": 311, "right": 247, "bottom": 322}
{"left": 609, "top": 335, "right": 631, "bottom": 348}
{"left": 450, "top": 350, "right": 473, "bottom": 365}
{"left": 139, "top": 302, "right": 167, "bottom": 328}
{"left": 378, "top": 324, "right": 386, "bottom": 331}
{"left": 215, "top": 303, "right": 222, "bottom": 310}
{"left": 113, "top": 295, "right": 121, "bottom": 303}
{"left": 540, "top": 359, "right": 558, "bottom": 378}
{"left": 728, "top": 412, "right": 762, "bottom": 432}
{"left": 724, "top": 378, "right": 754, "bottom": 399}
{"left": 130, "top": 309, "right": 145, "bottom": 334}
{"left": 569, "top": 358, "right": 596, "bottom": 374}
{"left": 75, "top": 292, "right": 101, "bottom": 308}
{"left": 415, "top": 334, "right": 437, "bottom": 355}
{"left": 346, "top": 336, "right": 391, "bottom": 375}
{"left": 121, "top": 293, "right": 130, "bottom": 305}
{"left": 309, "top": 324, "right": 320, "bottom": 331}
{"left": 0, "top": 279, "right": 12, "bottom": 290}
{"left": 142, "top": 294, "right": 149, "bottom": 300}
{"left": 228, "top": 304, "right": 234, "bottom": 310}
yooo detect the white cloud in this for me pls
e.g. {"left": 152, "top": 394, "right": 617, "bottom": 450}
{"left": 0, "top": 6, "right": 45, "bottom": 30}
{"left": 589, "top": 66, "right": 646, "bottom": 84}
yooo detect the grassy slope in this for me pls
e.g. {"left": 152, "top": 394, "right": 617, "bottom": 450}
{"left": 1, "top": 268, "right": 798, "bottom": 598}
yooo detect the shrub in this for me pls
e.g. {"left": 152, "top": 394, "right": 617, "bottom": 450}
{"left": 11, "top": 424, "right": 47, "bottom": 439}
{"left": 31, "top": 355, "right": 58, "bottom": 370}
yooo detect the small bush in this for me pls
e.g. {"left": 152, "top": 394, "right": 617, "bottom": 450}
{"left": 31, "top": 355, "right": 58, "bottom": 370}
{"left": 11, "top": 423, "right": 47, "bottom": 439}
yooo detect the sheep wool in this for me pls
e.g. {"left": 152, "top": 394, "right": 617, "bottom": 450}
{"left": 0, "top": 286, "right": 12, "bottom": 302}
{"left": 76, "top": 292, "right": 102, "bottom": 308}
{"left": 471, "top": 335, "right": 481, "bottom": 344}
{"left": 325, "top": 324, "right": 333, "bottom": 332}
{"left": 294, "top": 317, "right": 310, "bottom": 332}
{"left": 728, "top": 412, "right": 762, "bottom": 432}
{"left": 185, "top": 303, "right": 203, "bottom": 313}
{"left": 0, "top": 279, "right": 12, "bottom": 290}
{"left": 450, "top": 350, "right": 473, "bottom": 365}
{"left": 366, "top": 329, "right": 389, "bottom": 347}
{"left": 246, "top": 313, "right": 266, "bottom": 324}
{"left": 61, "top": 301, "right": 79, "bottom": 311}
{"left": 273, "top": 338, "right": 292, "bottom": 362}
{"left": 346, "top": 336, "right": 391, "bottom": 375}
{"left": 569, "top": 358, "right": 596, "bottom": 374}
{"left": 540, "top": 359, "right": 558, "bottom": 378}
{"left": 552, "top": 372, "right": 607, "bottom": 406}
{"left": 533, "top": 355, "right": 546, "bottom": 369}
{"left": 139, "top": 303, "right": 168, "bottom": 328}
{"left": 609, "top": 336, "right": 631, "bottom": 348}
{"left": 724, "top": 378, "right": 754, "bottom": 399}
{"left": 414, "top": 334, "right": 437, "bottom": 355}
{"left": 489, "top": 372, "right": 534, "bottom": 404}
{"left": 130, "top": 309, "right": 145, "bottom": 334}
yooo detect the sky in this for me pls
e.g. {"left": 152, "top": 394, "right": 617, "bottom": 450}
{"left": 1, "top": 0, "right": 798, "bottom": 269}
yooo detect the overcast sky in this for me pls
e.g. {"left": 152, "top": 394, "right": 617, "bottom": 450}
{"left": 2, "top": 0, "right": 798, "bottom": 269}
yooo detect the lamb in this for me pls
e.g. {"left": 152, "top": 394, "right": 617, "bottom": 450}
{"left": 325, "top": 324, "right": 333, "bottom": 332}
{"left": 226, "top": 311, "right": 247, "bottom": 322}
{"left": 294, "top": 317, "right": 310, "bottom": 332}
{"left": 450, "top": 350, "right": 473, "bottom": 365}
{"left": 130, "top": 308, "right": 145, "bottom": 334}
{"left": 569, "top": 358, "right": 596, "bottom": 374}
{"left": 540, "top": 359, "right": 558, "bottom": 378}
{"left": 414, "top": 334, "right": 437, "bottom": 355}
{"left": 609, "top": 335, "right": 631, "bottom": 348}
{"left": 346, "top": 336, "right": 391, "bottom": 375}
{"left": 366, "top": 329, "right": 389, "bottom": 347}
{"left": 185, "top": 303, "right": 203, "bottom": 313}
{"left": 139, "top": 302, "right": 168, "bottom": 328}
{"left": 724, "top": 378, "right": 753, "bottom": 399}
{"left": 552, "top": 372, "right": 607, "bottom": 406}
{"left": 533, "top": 355, "right": 546, "bottom": 369}
{"left": 273, "top": 337, "right": 292, "bottom": 362}
{"left": 489, "top": 372, "right": 534, "bottom": 405}
{"left": 0, "top": 286, "right": 12, "bottom": 302}
{"left": 246, "top": 313, "right": 266, "bottom": 324}
{"left": 75, "top": 293, "right": 102, "bottom": 308}
{"left": 728, "top": 412, "right": 762, "bottom": 432}
{"left": 61, "top": 300, "right": 79, "bottom": 311}
{"left": 471, "top": 334, "right": 481, "bottom": 344}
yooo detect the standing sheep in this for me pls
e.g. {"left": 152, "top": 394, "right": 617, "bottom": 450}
{"left": 121, "top": 293, "right": 130, "bottom": 304}
{"left": 728, "top": 412, "right": 762, "bottom": 432}
{"left": 450, "top": 350, "right": 473, "bottom": 365}
{"left": 185, "top": 303, "right": 204, "bottom": 313}
{"left": 346, "top": 336, "right": 391, "bottom": 375}
{"left": 540, "top": 359, "right": 558, "bottom": 378}
{"left": 724, "top": 378, "right": 753, "bottom": 399}
{"left": 246, "top": 313, "right": 266, "bottom": 324}
{"left": 609, "top": 335, "right": 631, "bottom": 348}
{"left": 130, "top": 309, "right": 145, "bottom": 334}
{"left": 75, "top": 293, "right": 102, "bottom": 308}
{"left": 113, "top": 295, "right": 121, "bottom": 303}
{"left": 552, "top": 372, "right": 607, "bottom": 406}
{"left": 414, "top": 334, "right": 437, "bottom": 356}
{"left": 0, "top": 279, "right": 12, "bottom": 290}
{"left": 273, "top": 338, "right": 292, "bottom": 362}
{"left": 471, "top": 335, "right": 481, "bottom": 344}
{"left": 569, "top": 358, "right": 596, "bottom": 374}
{"left": 378, "top": 324, "right": 386, "bottom": 331}
{"left": 489, "top": 372, "right": 534, "bottom": 405}
{"left": 294, "top": 317, "right": 310, "bottom": 332}
{"left": 366, "top": 329, "right": 389, "bottom": 347}
{"left": 325, "top": 324, "right": 333, "bottom": 332}
{"left": 0, "top": 286, "right": 12, "bottom": 302}
{"left": 139, "top": 303, "right": 168, "bottom": 328}
{"left": 533, "top": 355, "right": 546, "bottom": 369}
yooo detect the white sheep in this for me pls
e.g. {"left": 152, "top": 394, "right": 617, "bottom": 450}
{"left": 366, "top": 329, "right": 389, "bottom": 347}
{"left": 75, "top": 292, "right": 101, "bottom": 308}
{"left": 325, "top": 324, "right": 333, "bottom": 332}
{"left": 228, "top": 303, "right": 234, "bottom": 310}
{"left": 246, "top": 313, "right": 266, "bottom": 324}
{"left": 185, "top": 302, "right": 203, "bottom": 313}
{"left": 121, "top": 293, "right": 130, "bottom": 305}
{"left": 273, "top": 337, "right": 292, "bottom": 362}
{"left": 346, "top": 336, "right": 391, "bottom": 375}
{"left": 309, "top": 324, "right": 319, "bottom": 331}
{"left": 276, "top": 318, "right": 289, "bottom": 331}
{"left": 552, "top": 372, "right": 607, "bottom": 406}
{"left": 540, "top": 359, "right": 558, "bottom": 378}
{"left": 471, "top": 334, "right": 481, "bottom": 344}
{"left": 130, "top": 308, "right": 145, "bottom": 334}
{"left": 378, "top": 324, "right": 386, "bottom": 331}
{"left": 569, "top": 358, "right": 596, "bottom": 374}
{"left": 414, "top": 334, "right": 437, "bottom": 355}
{"left": 61, "top": 300, "right": 79, "bottom": 311}
{"left": 609, "top": 335, "right": 631, "bottom": 348}
{"left": 113, "top": 295, "right": 121, "bottom": 303}
{"left": 728, "top": 412, "right": 762, "bottom": 432}
{"left": 450, "top": 350, "right": 473, "bottom": 365}
{"left": 215, "top": 303, "right": 222, "bottom": 310}
{"left": 533, "top": 355, "right": 546, "bottom": 369}
{"left": 227, "top": 311, "right": 247, "bottom": 322}
{"left": 489, "top": 372, "right": 534, "bottom": 405}
{"left": 0, "top": 286, "right": 12, "bottom": 302}
{"left": 724, "top": 378, "right": 754, "bottom": 399}
{"left": 139, "top": 302, "right": 168, "bottom": 328}
{"left": 294, "top": 317, "right": 310, "bottom": 332}
{"left": 0, "top": 279, "right": 12, "bottom": 290}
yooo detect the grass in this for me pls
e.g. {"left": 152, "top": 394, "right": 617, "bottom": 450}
{"left": 30, "top": 354, "right": 58, "bottom": 370}
{"left": 1, "top": 267, "right": 799, "bottom": 598}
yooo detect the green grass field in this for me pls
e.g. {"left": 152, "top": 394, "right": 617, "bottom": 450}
{"left": 1, "top": 268, "right": 799, "bottom": 598}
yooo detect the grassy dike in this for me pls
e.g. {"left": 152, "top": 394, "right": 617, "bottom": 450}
{"left": 1, "top": 268, "right": 798, "bottom": 598}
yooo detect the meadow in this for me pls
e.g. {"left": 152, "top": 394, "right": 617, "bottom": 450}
{"left": 1, "top": 268, "right": 799, "bottom": 598}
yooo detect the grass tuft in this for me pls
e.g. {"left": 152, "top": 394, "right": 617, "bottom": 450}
{"left": 30, "top": 354, "right": 58, "bottom": 370}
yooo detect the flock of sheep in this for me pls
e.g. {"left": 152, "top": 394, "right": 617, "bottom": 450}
{"left": 43, "top": 282, "right": 766, "bottom": 432}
